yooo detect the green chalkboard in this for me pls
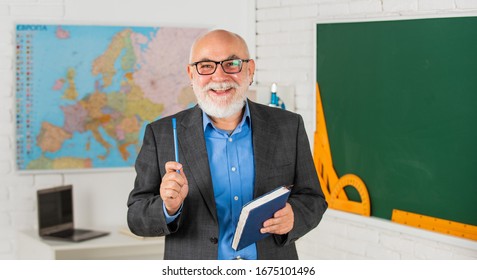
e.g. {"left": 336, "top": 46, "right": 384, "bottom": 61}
{"left": 316, "top": 16, "right": 477, "bottom": 226}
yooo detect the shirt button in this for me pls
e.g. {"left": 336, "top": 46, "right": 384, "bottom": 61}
{"left": 228, "top": 138, "right": 233, "bottom": 142}
{"left": 231, "top": 166, "right": 236, "bottom": 172}
{"left": 210, "top": 237, "right": 218, "bottom": 244}
{"left": 234, "top": 196, "right": 239, "bottom": 201}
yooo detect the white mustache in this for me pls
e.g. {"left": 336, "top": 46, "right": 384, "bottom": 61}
{"left": 202, "top": 82, "right": 239, "bottom": 91}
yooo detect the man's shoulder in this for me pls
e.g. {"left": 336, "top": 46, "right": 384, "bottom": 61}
{"left": 248, "top": 100, "right": 301, "bottom": 122}
{"left": 149, "top": 105, "right": 200, "bottom": 128}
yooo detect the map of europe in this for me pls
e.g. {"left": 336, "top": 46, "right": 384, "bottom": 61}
{"left": 16, "top": 24, "right": 205, "bottom": 171}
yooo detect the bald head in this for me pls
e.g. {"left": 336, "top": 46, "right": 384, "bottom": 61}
{"left": 189, "top": 29, "right": 250, "bottom": 63}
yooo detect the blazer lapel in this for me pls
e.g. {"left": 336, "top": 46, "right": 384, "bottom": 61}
{"left": 178, "top": 106, "right": 217, "bottom": 224}
{"left": 248, "top": 100, "right": 280, "bottom": 198}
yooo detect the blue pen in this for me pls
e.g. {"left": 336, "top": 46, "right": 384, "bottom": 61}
{"left": 172, "top": 118, "right": 180, "bottom": 173}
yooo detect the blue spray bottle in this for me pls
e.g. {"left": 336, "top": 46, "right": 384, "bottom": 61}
{"left": 269, "top": 83, "right": 279, "bottom": 107}
{"left": 269, "top": 83, "right": 286, "bottom": 109}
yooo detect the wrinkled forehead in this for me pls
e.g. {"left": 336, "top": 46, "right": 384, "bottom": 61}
{"left": 189, "top": 31, "right": 250, "bottom": 62}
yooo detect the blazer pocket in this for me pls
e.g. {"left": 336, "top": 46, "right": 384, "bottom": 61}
{"left": 267, "top": 162, "right": 294, "bottom": 180}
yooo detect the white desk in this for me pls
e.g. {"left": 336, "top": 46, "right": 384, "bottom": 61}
{"left": 16, "top": 227, "right": 165, "bottom": 260}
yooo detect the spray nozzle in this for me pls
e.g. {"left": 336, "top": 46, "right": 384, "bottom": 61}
{"left": 271, "top": 83, "right": 277, "bottom": 93}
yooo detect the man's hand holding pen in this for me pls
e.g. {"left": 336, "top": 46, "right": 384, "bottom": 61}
{"left": 160, "top": 161, "right": 189, "bottom": 216}
{"left": 161, "top": 117, "right": 187, "bottom": 216}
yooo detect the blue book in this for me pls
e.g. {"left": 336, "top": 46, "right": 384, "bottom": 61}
{"left": 232, "top": 185, "right": 293, "bottom": 251}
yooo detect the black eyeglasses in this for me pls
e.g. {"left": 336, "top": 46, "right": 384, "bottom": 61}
{"left": 190, "top": 58, "right": 251, "bottom": 75}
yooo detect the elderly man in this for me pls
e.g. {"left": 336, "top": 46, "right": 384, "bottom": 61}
{"left": 127, "top": 29, "right": 327, "bottom": 260}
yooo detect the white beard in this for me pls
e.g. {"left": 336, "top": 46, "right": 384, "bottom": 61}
{"left": 193, "top": 81, "right": 248, "bottom": 118}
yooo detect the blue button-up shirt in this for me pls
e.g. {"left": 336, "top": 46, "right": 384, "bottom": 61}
{"left": 164, "top": 102, "right": 257, "bottom": 260}
{"left": 203, "top": 102, "right": 256, "bottom": 260}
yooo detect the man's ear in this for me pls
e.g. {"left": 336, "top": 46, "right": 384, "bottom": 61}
{"left": 248, "top": 59, "right": 256, "bottom": 81}
{"left": 187, "top": 64, "right": 194, "bottom": 80}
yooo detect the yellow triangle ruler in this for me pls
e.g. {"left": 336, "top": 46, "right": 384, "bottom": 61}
{"left": 314, "top": 82, "right": 371, "bottom": 216}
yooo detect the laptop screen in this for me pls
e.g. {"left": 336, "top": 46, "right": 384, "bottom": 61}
{"left": 37, "top": 185, "right": 74, "bottom": 235}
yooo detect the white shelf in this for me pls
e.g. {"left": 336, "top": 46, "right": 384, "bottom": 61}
{"left": 16, "top": 227, "right": 165, "bottom": 260}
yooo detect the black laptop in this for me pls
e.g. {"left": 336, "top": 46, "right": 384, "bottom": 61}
{"left": 37, "top": 185, "right": 109, "bottom": 242}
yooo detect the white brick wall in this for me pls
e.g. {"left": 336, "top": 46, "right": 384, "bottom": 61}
{"left": 320, "top": 2, "right": 350, "bottom": 16}
{"left": 0, "top": 6, "right": 14, "bottom": 251}
{"left": 419, "top": 0, "right": 455, "bottom": 11}
{"left": 296, "top": 210, "right": 477, "bottom": 259}
{"left": 383, "top": 0, "right": 418, "bottom": 12}
{"left": 9, "top": 3, "right": 64, "bottom": 18}
{"left": 256, "top": 0, "right": 477, "bottom": 259}
{"left": 456, "top": 0, "right": 477, "bottom": 9}
{"left": 349, "top": 0, "right": 382, "bottom": 14}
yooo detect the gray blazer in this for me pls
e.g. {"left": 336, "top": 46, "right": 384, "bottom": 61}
{"left": 127, "top": 100, "right": 327, "bottom": 259}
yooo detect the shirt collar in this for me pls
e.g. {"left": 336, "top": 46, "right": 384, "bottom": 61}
{"left": 202, "top": 100, "right": 251, "bottom": 134}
